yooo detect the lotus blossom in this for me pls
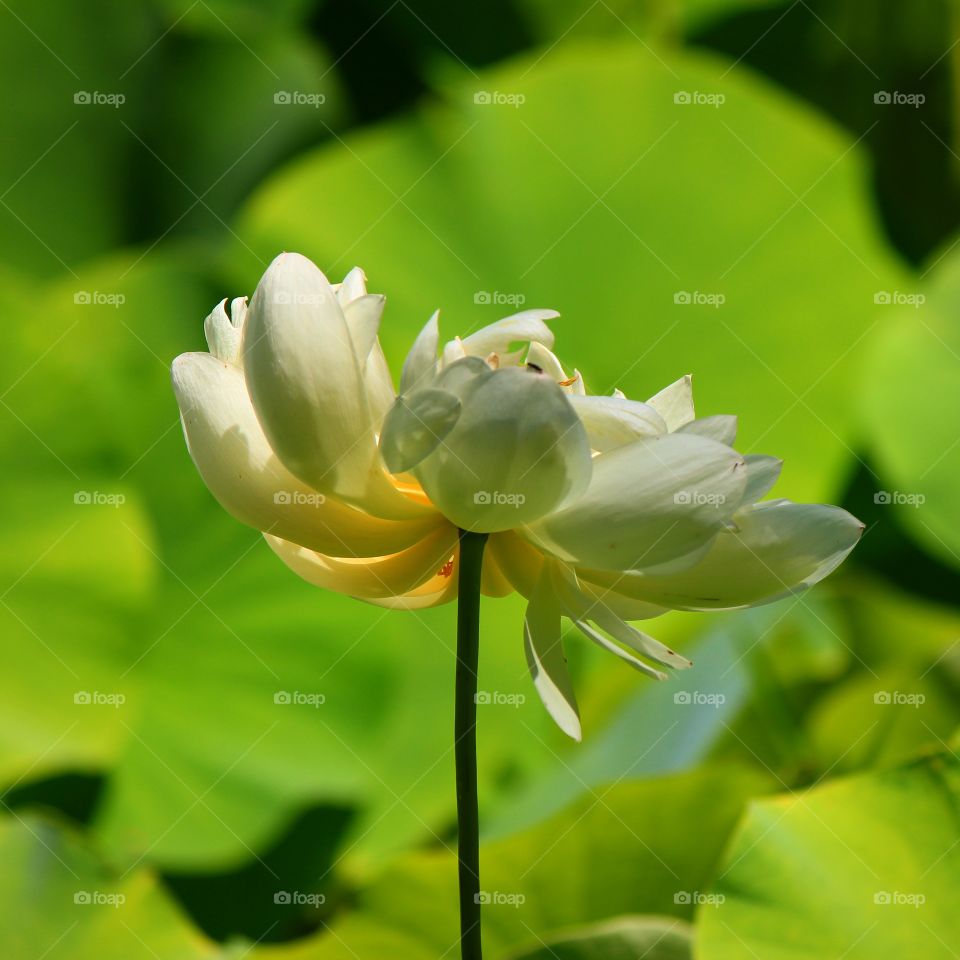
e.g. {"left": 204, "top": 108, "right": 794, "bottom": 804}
{"left": 172, "top": 252, "right": 863, "bottom": 739}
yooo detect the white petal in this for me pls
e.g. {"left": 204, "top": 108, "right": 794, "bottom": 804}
{"left": 343, "top": 293, "right": 385, "bottom": 366}
{"left": 487, "top": 530, "right": 542, "bottom": 597}
{"left": 401, "top": 310, "right": 440, "bottom": 394}
{"left": 243, "top": 253, "right": 420, "bottom": 519}
{"left": 525, "top": 432, "right": 746, "bottom": 571}
{"left": 553, "top": 567, "right": 688, "bottom": 668}
{"left": 413, "top": 362, "right": 593, "bottom": 532}
{"left": 579, "top": 500, "right": 864, "bottom": 610}
{"left": 646, "top": 375, "right": 694, "bottom": 431}
{"left": 460, "top": 308, "right": 558, "bottom": 357}
{"left": 264, "top": 525, "right": 457, "bottom": 599}
{"left": 379, "top": 388, "right": 462, "bottom": 473}
{"left": 336, "top": 266, "right": 367, "bottom": 306}
{"left": 742, "top": 454, "right": 783, "bottom": 504}
{"left": 343, "top": 293, "right": 395, "bottom": 423}
{"left": 441, "top": 336, "right": 467, "bottom": 367}
{"left": 365, "top": 571, "right": 458, "bottom": 609}
{"left": 584, "top": 599, "right": 690, "bottom": 669}
{"left": 525, "top": 341, "right": 568, "bottom": 380}
{"left": 524, "top": 563, "right": 581, "bottom": 741}
{"left": 568, "top": 394, "right": 666, "bottom": 452}
{"left": 203, "top": 299, "right": 242, "bottom": 364}
{"left": 575, "top": 576, "right": 669, "bottom": 620}
{"left": 362, "top": 340, "right": 396, "bottom": 425}
{"left": 481, "top": 547, "right": 514, "bottom": 597}
{"left": 171, "top": 352, "right": 439, "bottom": 556}
{"left": 677, "top": 415, "right": 737, "bottom": 446}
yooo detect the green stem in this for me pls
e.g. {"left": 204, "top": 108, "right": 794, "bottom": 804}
{"left": 455, "top": 529, "right": 488, "bottom": 960}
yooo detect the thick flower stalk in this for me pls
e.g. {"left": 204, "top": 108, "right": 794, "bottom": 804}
{"left": 172, "top": 251, "right": 863, "bottom": 740}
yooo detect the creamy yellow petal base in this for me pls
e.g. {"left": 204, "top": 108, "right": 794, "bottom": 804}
{"left": 263, "top": 525, "right": 458, "bottom": 599}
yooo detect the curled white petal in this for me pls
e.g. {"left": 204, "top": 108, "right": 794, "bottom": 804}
{"left": 171, "top": 351, "right": 439, "bottom": 557}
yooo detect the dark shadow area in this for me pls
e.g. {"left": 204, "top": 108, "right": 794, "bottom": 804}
{"left": 842, "top": 459, "right": 959, "bottom": 605}
{"left": 2, "top": 771, "right": 106, "bottom": 826}
{"left": 162, "top": 803, "right": 356, "bottom": 943}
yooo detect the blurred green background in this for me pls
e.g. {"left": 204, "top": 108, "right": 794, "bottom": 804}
{"left": 2, "top": 0, "right": 960, "bottom": 957}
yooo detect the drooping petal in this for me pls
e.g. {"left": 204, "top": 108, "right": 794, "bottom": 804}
{"left": 581, "top": 597, "right": 691, "bottom": 669}
{"left": 550, "top": 564, "right": 668, "bottom": 680}
{"left": 524, "top": 564, "right": 581, "bottom": 741}
{"left": 568, "top": 394, "right": 666, "bottom": 452}
{"left": 413, "top": 361, "right": 593, "bottom": 532}
{"left": 741, "top": 454, "right": 783, "bottom": 504}
{"left": 263, "top": 525, "right": 457, "bottom": 599}
{"left": 400, "top": 310, "right": 440, "bottom": 394}
{"left": 568, "top": 616, "right": 667, "bottom": 680}
{"left": 243, "top": 253, "right": 421, "bottom": 519}
{"left": 460, "top": 308, "right": 558, "bottom": 358}
{"left": 524, "top": 432, "right": 746, "bottom": 571}
{"left": 578, "top": 500, "right": 864, "bottom": 610}
{"left": 677, "top": 415, "right": 737, "bottom": 446}
{"left": 171, "top": 351, "right": 439, "bottom": 557}
{"left": 553, "top": 566, "right": 689, "bottom": 669}
{"left": 646, "top": 375, "right": 694, "bottom": 430}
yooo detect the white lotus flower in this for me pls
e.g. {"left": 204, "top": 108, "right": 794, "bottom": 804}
{"left": 172, "top": 252, "right": 863, "bottom": 740}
